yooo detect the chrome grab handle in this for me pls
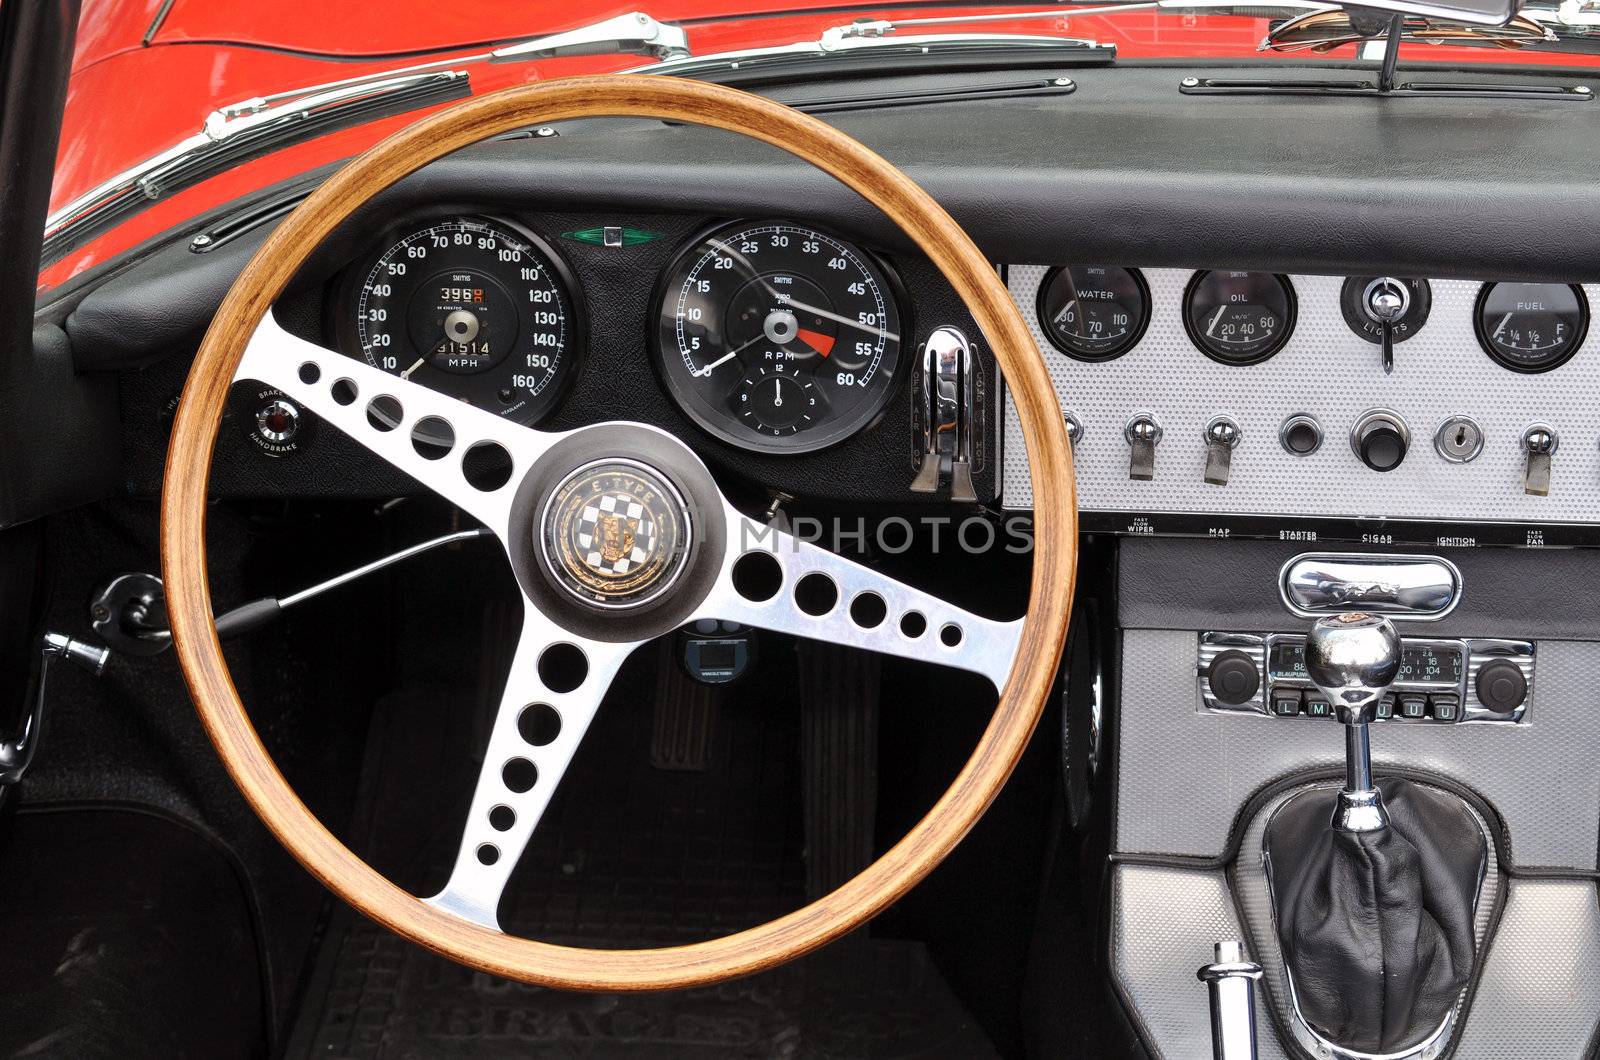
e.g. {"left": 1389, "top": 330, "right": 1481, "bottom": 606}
{"left": 1279, "top": 553, "right": 1462, "bottom": 620}
{"left": 1198, "top": 940, "right": 1263, "bottom": 1060}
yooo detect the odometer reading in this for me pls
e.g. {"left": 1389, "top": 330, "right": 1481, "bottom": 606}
{"left": 338, "top": 216, "right": 580, "bottom": 431}
{"left": 1474, "top": 282, "right": 1589, "bottom": 373}
{"left": 654, "top": 221, "right": 903, "bottom": 453}
{"left": 1183, "top": 270, "right": 1296, "bottom": 365}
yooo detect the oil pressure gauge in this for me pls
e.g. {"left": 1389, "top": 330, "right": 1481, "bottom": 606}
{"left": 1475, "top": 281, "right": 1589, "bottom": 373}
{"left": 1182, "top": 270, "right": 1296, "bottom": 365}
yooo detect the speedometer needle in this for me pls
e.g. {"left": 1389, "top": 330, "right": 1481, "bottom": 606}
{"left": 399, "top": 357, "right": 425, "bottom": 380}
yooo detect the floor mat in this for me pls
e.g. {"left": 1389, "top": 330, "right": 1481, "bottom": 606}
{"left": 288, "top": 641, "right": 997, "bottom": 1060}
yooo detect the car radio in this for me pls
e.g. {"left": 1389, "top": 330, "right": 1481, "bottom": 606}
{"left": 1198, "top": 631, "right": 1532, "bottom": 724}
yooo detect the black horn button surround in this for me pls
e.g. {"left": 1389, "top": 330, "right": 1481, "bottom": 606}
{"left": 509, "top": 424, "right": 727, "bottom": 643}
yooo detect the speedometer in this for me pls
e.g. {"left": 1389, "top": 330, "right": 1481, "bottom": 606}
{"left": 335, "top": 216, "right": 580, "bottom": 435}
{"left": 653, "top": 220, "right": 904, "bottom": 454}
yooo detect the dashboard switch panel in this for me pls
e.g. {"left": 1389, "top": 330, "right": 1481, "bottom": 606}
{"left": 1197, "top": 632, "right": 1531, "bottom": 723}
{"left": 1002, "top": 268, "right": 1600, "bottom": 537}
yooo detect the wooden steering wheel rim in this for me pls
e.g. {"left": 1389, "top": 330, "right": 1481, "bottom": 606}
{"left": 161, "top": 74, "right": 1077, "bottom": 991}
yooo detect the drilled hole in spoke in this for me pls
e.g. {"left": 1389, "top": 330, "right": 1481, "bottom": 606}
{"left": 900, "top": 611, "right": 927, "bottom": 639}
{"left": 488, "top": 805, "right": 516, "bottom": 831}
{"left": 731, "top": 551, "right": 782, "bottom": 602}
{"left": 795, "top": 573, "right": 837, "bottom": 617}
{"left": 850, "top": 592, "right": 887, "bottom": 629}
{"left": 462, "top": 441, "right": 514, "bottom": 492}
{"left": 537, "top": 644, "right": 587, "bottom": 694}
{"left": 502, "top": 757, "right": 538, "bottom": 793}
{"left": 298, "top": 362, "right": 321, "bottom": 385}
{"left": 518, "top": 703, "right": 562, "bottom": 746}
{"left": 411, "top": 416, "right": 455, "bottom": 460}
{"left": 331, "top": 378, "right": 358, "bottom": 406}
{"left": 940, "top": 623, "right": 964, "bottom": 647}
{"left": 366, "top": 395, "right": 403, "bottom": 432}
{"left": 476, "top": 844, "right": 500, "bottom": 865}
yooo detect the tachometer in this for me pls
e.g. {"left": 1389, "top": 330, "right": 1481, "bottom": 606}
{"left": 1182, "top": 270, "right": 1296, "bottom": 365}
{"left": 335, "top": 216, "right": 580, "bottom": 434}
{"left": 653, "top": 221, "right": 903, "bottom": 453}
{"left": 1474, "top": 281, "right": 1588, "bottom": 373}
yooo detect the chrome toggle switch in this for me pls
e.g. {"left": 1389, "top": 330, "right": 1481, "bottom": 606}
{"left": 1522, "top": 424, "right": 1558, "bottom": 496}
{"left": 1125, "top": 413, "right": 1162, "bottom": 481}
{"left": 1203, "top": 417, "right": 1242, "bottom": 486}
{"left": 910, "top": 326, "right": 977, "bottom": 502}
{"left": 1364, "top": 277, "right": 1409, "bottom": 375}
{"left": 1062, "top": 410, "right": 1083, "bottom": 448}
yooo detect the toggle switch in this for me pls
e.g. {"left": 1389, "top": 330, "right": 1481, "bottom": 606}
{"left": 1124, "top": 414, "right": 1162, "bottom": 480}
{"left": 1364, "top": 277, "right": 1409, "bottom": 375}
{"left": 1203, "top": 417, "right": 1242, "bottom": 486}
{"left": 1522, "top": 424, "right": 1557, "bottom": 496}
{"left": 1062, "top": 411, "right": 1083, "bottom": 448}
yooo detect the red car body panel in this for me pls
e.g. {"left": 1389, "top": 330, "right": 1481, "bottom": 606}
{"left": 43, "top": 1, "right": 1600, "bottom": 291}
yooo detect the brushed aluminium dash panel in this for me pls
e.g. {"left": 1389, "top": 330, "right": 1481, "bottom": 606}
{"left": 1002, "top": 268, "right": 1600, "bottom": 523}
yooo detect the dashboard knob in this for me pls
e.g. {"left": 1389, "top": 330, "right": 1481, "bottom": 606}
{"left": 1206, "top": 650, "right": 1261, "bottom": 706}
{"left": 1351, "top": 410, "right": 1410, "bottom": 473}
{"left": 1475, "top": 659, "right": 1528, "bottom": 714}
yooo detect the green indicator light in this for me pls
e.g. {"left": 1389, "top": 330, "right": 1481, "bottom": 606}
{"left": 561, "top": 226, "right": 660, "bottom": 247}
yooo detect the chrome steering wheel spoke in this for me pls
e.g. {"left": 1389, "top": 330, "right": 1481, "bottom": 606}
{"left": 235, "top": 315, "right": 556, "bottom": 537}
{"left": 693, "top": 508, "right": 1023, "bottom": 690}
{"left": 425, "top": 604, "right": 643, "bottom": 930}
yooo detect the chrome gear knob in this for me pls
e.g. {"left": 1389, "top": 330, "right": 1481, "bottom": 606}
{"left": 1306, "top": 612, "right": 1402, "bottom": 725}
{"left": 1306, "top": 613, "right": 1401, "bottom": 833}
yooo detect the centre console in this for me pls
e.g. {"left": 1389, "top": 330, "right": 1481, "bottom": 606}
{"left": 1101, "top": 537, "right": 1600, "bottom": 1060}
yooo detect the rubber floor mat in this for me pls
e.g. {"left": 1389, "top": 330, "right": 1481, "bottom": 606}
{"left": 288, "top": 641, "right": 997, "bottom": 1059}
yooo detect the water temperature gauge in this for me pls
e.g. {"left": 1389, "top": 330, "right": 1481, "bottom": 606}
{"left": 1036, "top": 265, "right": 1151, "bottom": 362}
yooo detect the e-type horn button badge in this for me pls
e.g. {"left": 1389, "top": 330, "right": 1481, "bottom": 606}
{"left": 541, "top": 459, "right": 692, "bottom": 609}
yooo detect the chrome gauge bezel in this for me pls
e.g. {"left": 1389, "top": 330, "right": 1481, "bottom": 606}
{"left": 649, "top": 218, "right": 908, "bottom": 455}
{"left": 1181, "top": 270, "right": 1297, "bottom": 366}
{"left": 1035, "top": 265, "right": 1152, "bottom": 363}
{"left": 1473, "top": 281, "right": 1589, "bottom": 374}
{"left": 331, "top": 213, "right": 585, "bottom": 430}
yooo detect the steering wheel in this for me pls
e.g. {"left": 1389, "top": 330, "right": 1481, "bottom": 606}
{"left": 162, "top": 74, "right": 1077, "bottom": 991}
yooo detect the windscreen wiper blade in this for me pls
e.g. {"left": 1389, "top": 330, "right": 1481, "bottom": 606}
{"left": 43, "top": 12, "right": 691, "bottom": 263}
{"left": 644, "top": 27, "right": 1115, "bottom": 80}
{"left": 43, "top": 70, "right": 471, "bottom": 261}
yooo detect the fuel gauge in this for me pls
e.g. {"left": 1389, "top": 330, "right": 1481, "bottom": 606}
{"left": 1475, "top": 281, "right": 1589, "bottom": 373}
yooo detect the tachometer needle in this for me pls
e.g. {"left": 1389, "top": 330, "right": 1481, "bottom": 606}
{"left": 399, "top": 357, "right": 425, "bottom": 380}
{"left": 796, "top": 327, "right": 835, "bottom": 357}
{"left": 691, "top": 333, "right": 764, "bottom": 378}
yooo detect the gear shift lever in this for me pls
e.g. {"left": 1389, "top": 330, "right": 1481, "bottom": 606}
{"left": 1305, "top": 613, "right": 1400, "bottom": 833}
{"left": 1267, "top": 612, "right": 1486, "bottom": 1056}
